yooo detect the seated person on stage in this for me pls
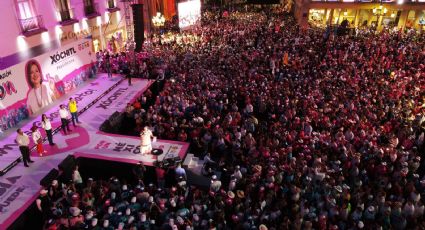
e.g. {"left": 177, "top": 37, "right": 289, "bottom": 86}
{"left": 140, "top": 126, "right": 154, "bottom": 155}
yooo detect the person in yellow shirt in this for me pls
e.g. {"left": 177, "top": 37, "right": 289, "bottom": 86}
{"left": 68, "top": 97, "right": 81, "bottom": 127}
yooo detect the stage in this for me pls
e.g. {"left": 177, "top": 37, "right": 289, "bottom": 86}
{"left": 0, "top": 74, "right": 189, "bottom": 228}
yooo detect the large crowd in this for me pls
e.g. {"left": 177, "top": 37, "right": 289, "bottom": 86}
{"left": 41, "top": 7, "right": 425, "bottom": 230}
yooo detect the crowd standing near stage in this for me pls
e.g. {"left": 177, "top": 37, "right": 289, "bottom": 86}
{"left": 39, "top": 6, "right": 425, "bottom": 230}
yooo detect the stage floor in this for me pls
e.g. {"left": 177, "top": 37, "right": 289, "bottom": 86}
{"left": 0, "top": 74, "right": 189, "bottom": 228}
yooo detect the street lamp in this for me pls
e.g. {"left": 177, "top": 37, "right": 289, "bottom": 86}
{"left": 372, "top": 4, "right": 388, "bottom": 30}
{"left": 152, "top": 12, "right": 165, "bottom": 28}
{"left": 152, "top": 12, "right": 165, "bottom": 43}
{"left": 372, "top": 5, "right": 388, "bottom": 16}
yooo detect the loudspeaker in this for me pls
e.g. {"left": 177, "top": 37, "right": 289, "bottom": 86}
{"left": 99, "top": 111, "right": 123, "bottom": 133}
{"left": 58, "top": 155, "right": 76, "bottom": 173}
{"left": 154, "top": 156, "right": 182, "bottom": 169}
{"left": 132, "top": 4, "right": 144, "bottom": 52}
{"left": 99, "top": 119, "right": 112, "bottom": 132}
{"left": 151, "top": 148, "right": 163, "bottom": 156}
{"left": 40, "top": 168, "right": 59, "bottom": 188}
{"left": 109, "top": 111, "right": 123, "bottom": 127}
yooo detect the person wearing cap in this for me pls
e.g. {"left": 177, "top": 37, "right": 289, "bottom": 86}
{"left": 128, "top": 196, "right": 141, "bottom": 212}
{"left": 89, "top": 218, "right": 101, "bottom": 230}
{"left": 232, "top": 165, "right": 243, "bottom": 181}
{"left": 69, "top": 207, "right": 84, "bottom": 227}
{"left": 236, "top": 190, "right": 245, "bottom": 199}
{"left": 210, "top": 175, "right": 222, "bottom": 193}
{"left": 15, "top": 128, "right": 34, "bottom": 167}
{"left": 175, "top": 163, "right": 187, "bottom": 180}
{"left": 102, "top": 219, "right": 114, "bottom": 230}
{"left": 44, "top": 218, "right": 58, "bottom": 230}
{"left": 259, "top": 224, "right": 268, "bottom": 230}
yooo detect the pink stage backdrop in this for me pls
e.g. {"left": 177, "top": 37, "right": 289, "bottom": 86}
{"left": 0, "top": 38, "right": 96, "bottom": 131}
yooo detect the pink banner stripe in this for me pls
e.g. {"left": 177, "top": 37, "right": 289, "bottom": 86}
{"left": 73, "top": 151, "right": 150, "bottom": 166}
{"left": 95, "top": 131, "right": 190, "bottom": 146}
{"left": 0, "top": 192, "right": 40, "bottom": 229}
{"left": 92, "top": 131, "right": 190, "bottom": 160}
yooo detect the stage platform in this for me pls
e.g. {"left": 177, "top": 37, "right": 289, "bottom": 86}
{"left": 0, "top": 74, "right": 190, "bottom": 228}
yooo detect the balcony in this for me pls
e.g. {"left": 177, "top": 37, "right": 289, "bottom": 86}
{"left": 84, "top": 3, "right": 101, "bottom": 18}
{"left": 107, "top": 0, "right": 120, "bottom": 13}
{"left": 18, "top": 15, "right": 47, "bottom": 37}
{"left": 57, "top": 8, "right": 79, "bottom": 26}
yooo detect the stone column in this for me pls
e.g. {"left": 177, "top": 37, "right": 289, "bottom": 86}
{"left": 354, "top": 9, "right": 360, "bottom": 28}
{"left": 413, "top": 10, "right": 422, "bottom": 30}
{"left": 397, "top": 10, "right": 409, "bottom": 30}
{"left": 328, "top": 9, "right": 334, "bottom": 26}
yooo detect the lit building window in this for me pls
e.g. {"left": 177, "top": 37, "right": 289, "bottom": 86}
{"left": 55, "top": 0, "right": 78, "bottom": 24}
{"left": 17, "top": 0, "right": 34, "bottom": 19}
{"left": 15, "top": 0, "right": 47, "bottom": 35}
{"left": 84, "top": 0, "right": 100, "bottom": 17}
{"left": 108, "top": 0, "right": 116, "bottom": 9}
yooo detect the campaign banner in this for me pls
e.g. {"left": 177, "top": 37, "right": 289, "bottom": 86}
{"left": 0, "top": 38, "right": 96, "bottom": 131}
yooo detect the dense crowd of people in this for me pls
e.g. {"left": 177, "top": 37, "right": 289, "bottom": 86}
{"left": 41, "top": 7, "right": 425, "bottom": 230}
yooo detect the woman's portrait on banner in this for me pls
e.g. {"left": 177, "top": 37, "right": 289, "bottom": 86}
{"left": 25, "top": 60, "right": 55, "bottom": 114}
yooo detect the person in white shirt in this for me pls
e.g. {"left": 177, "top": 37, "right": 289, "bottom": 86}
{"left": 232, "top": 165, "right": 243, "bottom": 180}
{"left": 72, "top": 165, "right": 83, "bottom": 190}
{"left": 59, "top": 104, "right": 72, "bottom": 135}
{"left": 31, "top": 124, "right": 46, "bottom": 156}
{"left": 140, "top": 126, "right": 154, "bottom": 155}
{"left": 210, "top": 175, "right": 222, "bottom": 193}
{"left": 41, "top": 114, "right": 55, "bottom": 146}
{"left": 16, "top": 128, "right": 34, "bottom": 167}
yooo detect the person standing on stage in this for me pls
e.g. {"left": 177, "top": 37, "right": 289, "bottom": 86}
{"left": 59, "top": 104, "right": 72, "bottom": 135}
{"left": 31, "top": 123, "right": 46, "bottom": 156}
{"left": 127, "top": 69, "right": 133, "bottom": 86}
{"left": 140, "top": 126, "right": 154, "bottom": 155}
{"left": 41, "top": 114, "right": 55, "bottom": 146}
{"left": 16, "top": 128, "right": 34, "bottom": 167}
{"left": 68, "top": 97, "right": 80, "bottom": 127}
{"left": 105, "top": 55, "right": 112, "bottom": 78}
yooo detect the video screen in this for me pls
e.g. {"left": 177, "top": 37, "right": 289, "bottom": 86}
{"left": 178, "top": 0, "right": 201, "bottom": 29}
